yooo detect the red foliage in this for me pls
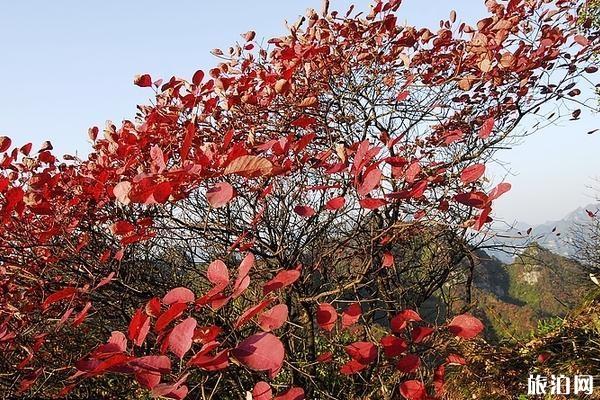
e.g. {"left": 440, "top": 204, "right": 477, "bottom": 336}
{"left": 447, "top": 313, "right": 485, "bottom": 339}
{"left": 316, "top": 303, "right": 338, "bottom": 331}
{"left": 0, "top": 0, "right": 596, "bottom": 397}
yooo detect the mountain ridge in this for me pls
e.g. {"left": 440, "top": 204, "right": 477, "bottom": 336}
{"left": 486, "top": 202, "right": 600, "bottom": 263}
{"left": 472, "top": 243, "right": 592, "bottom": 341}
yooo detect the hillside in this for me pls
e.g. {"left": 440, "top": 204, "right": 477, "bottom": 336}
{"left": 446, "top": 288, "right": 600, "bottom": 399}
{"left": 472, "top": 244, "right": 592, "bottom": 341}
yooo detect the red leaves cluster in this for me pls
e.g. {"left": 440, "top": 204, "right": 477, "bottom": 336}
{"left": 0, "top": 0, "right": 596, "bottom": 397}
{"left": 73, "top": 277, "right": 292, "bottom": 397}
{"left": 309, "top": 306, "right": 484, "bottom": 398}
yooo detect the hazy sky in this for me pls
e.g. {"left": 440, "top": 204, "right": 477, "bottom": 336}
{"left": 1, "top": 1, "right": 598, "bottom": 225}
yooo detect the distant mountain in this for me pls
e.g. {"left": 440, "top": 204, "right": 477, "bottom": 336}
{"left": 531, "top": 203, "right": 599, "bottom": 257}
{"left": 484, "top": 203, "right": 600, "bottom": 263}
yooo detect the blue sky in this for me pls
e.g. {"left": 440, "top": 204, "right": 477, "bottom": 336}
{"left": 0, "top": 0, "right": 598, "bottom": 224}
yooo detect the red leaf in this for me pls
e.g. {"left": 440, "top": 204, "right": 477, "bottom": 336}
{"left": 92, "top": 354, "right": 132, "bottom": 375}
{"left": 128, "top": 308, "right": 150, "bottom": 346}
{"left": 207, "top": 260, "right": 230, "bottom": 285}
{"left": 134, "top": 74, "right": 153, "bottom": 87}
{"left": 341, "top": 303, "right": 362, "bottom": 328}
{"left": 391, "top": 309, "right": 422, "bottom": 332}
{"left": 574, "top": 35, "right": 589, "bottom": 46}
{"left": 537, "top": 352, "right": 552, "bottom": 363}
{"left": 129, "top": 355, "right": 172, "bottom": 374}
{"left": 188, "top": 348, "right": 229, "bottom": 371}
{"left": 358, "top": 167, "right": 382, "bottom": 196}
{"left": 232, "top": 253, "right": 254, "bottom": 299}
{"left": 434, "top": 364, "right": 445, "bottom": 396}
{"left": 192, "top": 70, "right": 205, "bottom": 86}
{"left": 479, "top": 117, "right": 494, "bottom": 139}
{"left": 405, "top": 161, "right": 421, "bottom": 183}
{"left": 345, "top": 341, "right": 377, "bottom": 364}
{"left": 42, "top": 287, "right": 77, "bottom": 310}
{"left": 146, "top": 297, "right": 162, "bottom": 317}
{"left": 232, "top": 332, "right": 285, "bottom": 378}
{"left": 0, "top": 136, "right": 11, "bottom": 152}
{"left": 57, "top": 307, "right": 74, "bottom": 328}
{"left": 5, "top": 187, "right": 24, "bottom": 211}
{"left": 448, "top": 314, "right": 483, "bottom": 339}
{"left": 273, "top": 387, "right": 305, "bottom": 400}
{"left": 325, "top": 196, "right": 345, "bottom": 210}
{"left": 411, "top": 326, "right": 434, "bottom": 343}
{"left": 109, "top": 331, "right": 128, "bottom": 350}
{"left": 294, "top": 205, "right": 315, "bottom": 217}
{"left": 207, "top": 182, "right": 235, "bottom": 208}
{"left": 181, "top": 123, "right": 195, "bottom": 161}
{"left": 391, "top": 315, "right": 408, "bottom": 333}
{"left": 72, "top": 302, "right": 92, "bottom": 327}
{"left": 168, "top": 317, "right": 197, "bottom": 359}
{"left": 242, "top": 30, "right": 256, "bottom": 42}
{"left": 17, "top": 368, "right": 44, "bottom": 394}
{"left": 263, "top": 269, "right": 301, "bottom": 295}
{"left": 94, "top": 271, "right": 115, "bottom": 289}
{"left": 20, "top": 142, "right": 33, "bottom": 155}
{"left": 235, "top": 298, "right": 273, "bottom": 329}
{"left": 340, "top": 359, "right": 367, "bottom": 375}
{"left": 163, "top": 287, "right": 195, "bottom": 305}
{"left": 0, "top": 177, "right": 8, "bottom": 193}
{"left": 473, "top": 206, "right": 492, "bottom": 231}
{"left": 224, "top": 155, "right": 273, "bottom": 177}
{"left": 382, "top": 252, "right": 394, "bottom": 268}
{"left": 400, "top": 309, "right": 422, "bottom": 321}
{"left": 316, "top": 303, "right": 338, "bottom": 331}
{"left": 155, "top": 303, "right": 187, "bottom": 332}
{"left": 453, "top": 191, "right": 488, "bottom": 209}
{"left": 399, "top": 380, "right": 427, "bottom": 400}
{"left": 488, "top": 182, "right": 511, "bottom": 201}
{"left": 298, "top": 96, "right": 318, "bottom": 107}
{"left": 258, "top": 304, "right": 288, "bottom": 332}
{"left": 253, "top": 381, "right": 273, "bottom": 400}
{"left": 446, "top": 354, "right": 467, "bottom": 365}
{"left": 152, "top": 379, "right": 189, "bottom": 400}
{"left": 316, "top": 352, "right": 333, "bottom": 363}
{"left": 380, "top": 335, "right": 408, "bottom": 358}
{"left": 134, "top": 371, "right": 161, "bottom": 389}
{"left": 396, "top": 91, "right": 409, "bottom": 101}
{"left": 586, "top": 209, "right": 597, "bottom": 218}
{"left": 460, "top": 164, "right": 485, "bottom": 184}
{"left": 275, "top": 79, "right": 290, "bottom": 94}
{"left": 88, "top": 126, "right": 99, "bottom": 142}
{"left": 396, "top": 354, "right": 421, "bottom": 373}
{"left": 194, "top": 325, "right": 222, "bottom": 344}
{"left": 152, "top": 182, "right": 172, "bottom": 203}
{"left": 291, "top": 115, "right": 316, "bottom": 128}
{"left": 113, "top": 181, "right": 132, "bottom": 205}
{"left": 359, "top": 198, "right": 387, "bottom": 209}
{"left": 150, "top": 145, "right": 167, "bottom": 172}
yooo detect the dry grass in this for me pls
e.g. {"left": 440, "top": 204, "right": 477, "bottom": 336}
{"left": 444, "top": 289, "right": 600, "bottom": 399}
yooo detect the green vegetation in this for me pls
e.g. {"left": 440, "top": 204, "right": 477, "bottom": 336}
{"left": 445, "top": 288, "right": 600, "bottom": 399}
{"left": 472, "top": 244, "right": 591, "bottom": 341}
